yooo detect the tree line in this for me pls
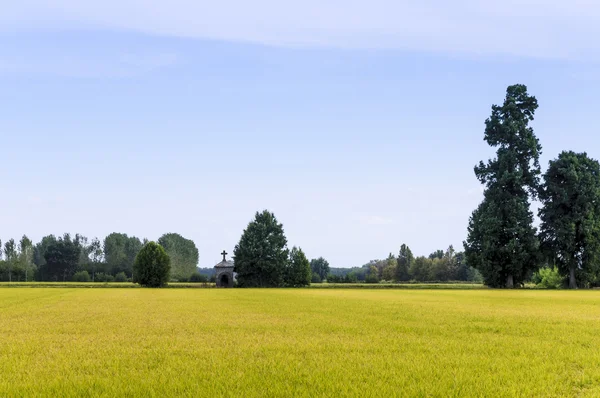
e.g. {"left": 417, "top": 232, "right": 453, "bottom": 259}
{"left": 232, "top": 211, "right": 482, "bottom": 287}
{"left": 323, "top": 245, "right": 481, "bottom": 283}
{"left": 465, "top": 84, "right": 600, "bottom": 289}
{"left": 0, "top": 232, "right": 200, "bottom": 283}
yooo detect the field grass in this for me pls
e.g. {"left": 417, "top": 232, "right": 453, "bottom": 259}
{"left": 1, "top": 289, "right": 600, "bottom": 396}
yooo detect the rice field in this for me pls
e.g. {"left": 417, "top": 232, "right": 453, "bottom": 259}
{"left": 1, "top": 288, "right": 600, "bottom": 397}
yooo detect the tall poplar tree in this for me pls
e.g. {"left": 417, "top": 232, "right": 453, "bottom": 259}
{"left": 464, "top": 84, "right": 542, "bottom": 288}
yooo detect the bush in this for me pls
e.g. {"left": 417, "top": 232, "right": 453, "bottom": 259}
{"left": 133, "top": 242, "right": 171, "bottom": 287}
{"left": 114, "top": 272, "right": 128, "bottom": 282}
{"left": 72, "top": 271, "right": 91, "bottom": 282}
{"left": 190, "top": 272, "right": 208, "bottom": 283}
{"left": 95, "top": 273, "right": 115, "bottom": 283}
{"left": 535, "top": 267, "right": 563, "bottom": 289}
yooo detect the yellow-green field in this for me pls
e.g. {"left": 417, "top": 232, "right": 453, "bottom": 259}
{"left": 1, "top": 289, "right": 600, "bottom": 397}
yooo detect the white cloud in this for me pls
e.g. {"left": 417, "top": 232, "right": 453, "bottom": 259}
{"left": 2, "top": 0, "right": 600, "bottom": 59}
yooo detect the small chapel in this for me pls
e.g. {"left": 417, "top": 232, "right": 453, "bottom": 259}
{"left": 214, "top": 250, "right": 235, "bottom": 288}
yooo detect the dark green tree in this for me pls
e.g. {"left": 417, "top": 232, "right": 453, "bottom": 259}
{"left": 157, "top": 233, "right": 199, "bottom": 281}
{"left": 133, "top": 242, "right": 171, "bottom": 287}
{"left": 310, "top": 257, "right": 330, "bottom": 281}
{"left": 396, "top": 244, "right": 413, "bottom": 282}
{"left": 311, "top": 272, "right": 322, "bottom": 283}
{"left": 429, "top": 250, "right": 444, "bottom": 260}
{"left": 43, "top": 234, "right": 82, "bottom": 282}
{"left": 285, "top": 247, "right": 311, "bottom": 287}
{"left": 539, "top": 151, "right": 600, "bottom": 288}
{"left": 464, "top": 84, "right": 542, "bottom": 288}
{"left": 103, "top": 233, "right": 142, "bottom": 276}
{"left": 233, "top": 210, "right": 289, "bottom": 287}
{"left": 3, "top": 239, "right": 17, "bottom": 282}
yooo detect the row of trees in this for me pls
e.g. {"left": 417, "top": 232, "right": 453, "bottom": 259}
{"left": 0, "top": 232, "right": 199, "bottom": 282}
{"left": 326, "top": 245, "right": 481, "bottom": 283}
{"left": 231, "top": 210, "right": 483, "bottom": 287}
{"left": 465, "top": 84, "right": 600, "bottom": 288}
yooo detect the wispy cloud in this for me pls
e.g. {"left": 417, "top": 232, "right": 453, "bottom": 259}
{"left": 2, "top": 0, "right": 600, "bottom": 59}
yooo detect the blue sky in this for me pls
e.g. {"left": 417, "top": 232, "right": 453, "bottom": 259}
{"left": 1, "top": 1, "right": 599, "bottom": 268}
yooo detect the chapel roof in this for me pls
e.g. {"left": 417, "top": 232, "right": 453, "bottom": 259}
{"left": 214, "top": 260, "right": 234, "bottom": 268}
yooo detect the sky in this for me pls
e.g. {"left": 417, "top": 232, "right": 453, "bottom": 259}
{"left": 1, "top": 1, "right": 599, "bottom": 268}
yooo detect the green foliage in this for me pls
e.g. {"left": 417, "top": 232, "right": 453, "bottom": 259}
{"left": 42, "top": 234, "right": 83, "bottom": 282}
{"left": 326, "top": 274, "right": 358, "bottom": 283}
{"left": 429, "top": 250, "right": 444, "bottom": 260}
{"left": 114, "top": 272, "right": 128, "bottom": 283}
{"left": 310, "top": 257, "right": 330, "bottom": 281}
{"left": 365, "top": 265, "right": 380, "bottom": 284}
{"left": 72, "top": 271, "right": 91, "bottom": 282}
{"left": 285, "top": 247, "right": 311, "bottom": 287}
{"left": 311, "top": 272, "right": 322, "bottom": 283}
{"left": 157, "top": 233, "right": 199, "bottom": 282}
{"left": 33, "top": 235, "right": 57, "bottom": 270}
{"left": 382, "top": 254, "right": 397, "bottom": 281}
{"left": 133, "top": 242, "right": 171, "bottom": 288}
{"left": 534, "top": 267, "right": 563, "bottom": 289}
{"left": 95, "top": 273, "right": 115, "bottom": 283}
{"left": 539, "top": 151, "right": 600, "bottom": 289}
{"left": 189, "top": 272, "right": 208, "bottom": 283}
{"left": 103, "top": 233, "right": 143, "bottom": 277}
{"left": 233, "top": 210, "right": 289, "bottom": 287}
{"left": 465, "top": 84, "right": 541, "bottom": 288}
{"left": 396, "top": 244, "right": 413, "bottom": 281}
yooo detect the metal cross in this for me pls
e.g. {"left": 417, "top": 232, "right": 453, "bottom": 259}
{"left": 221, "top": 250, "right": 228, "bottom": 262}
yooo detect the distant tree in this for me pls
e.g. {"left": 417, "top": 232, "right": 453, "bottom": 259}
{"left": 72, "top": 271, "right": 91, "bottom": 282}
{"left": 189, "top": 272, "right": 208, "bottom": 283}
{"left": 365, "top": 265, "right": 380, "bottom": 283}
{"left": 88, "top": 237, "right": 103, "bottom": 281}
{"left": 104, "top": 233, "right": 142, "bottom": 277}
{"left": 18, "top": 235, "right": 35, "bottom": 282}
{"left": 33, "top": 235, "right": 57, "bottom": 270}
{"left": 465, "top": 84, "right": 541, "bottom": 288}
{"left": 429, "top": 250, "right": 444, "bottom": 260}
{"left": 43, "top": 234, "right": 82, "bottom": 281}
{"left": 383, "top": 253, "right": 397, "bottom": 281}
{"left": 114, "top": 272, "right": 128, "bottom": 283}
{"left": 311, "top": 272, "right": 322, "bottom": 283}
{"left": 310, "top": 257, "right": 330, "bottom": 281}
{"left": 285, "top": 247, "right": 311, "bottom": 287}
{"left": 3, "top": 239, "right": 17, "bottom": 282}
{"left": 157, "top": 233, "right": 199, "bottom": 281}
{"left": 409, "top": 256, "right": 432, "bottom": 282}
{"left": 539, "top": 151, "right": 600, "bottom": 288}
{"left": 234, "top": 210, "right": 289, "bottom": 287}
{"left": 453, "top": 252, "right": 466, "bottom": 280}
{"left": 133, "top": 242, "right": 171, "bottom": 287}
{"left": 396, "top": 244, "right": 413, "bottom": 281}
